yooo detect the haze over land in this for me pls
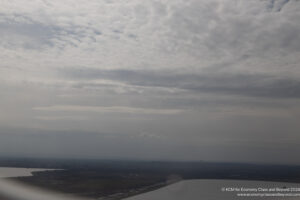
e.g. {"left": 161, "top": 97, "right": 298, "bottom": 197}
{"left": 0, "top": 0, "right": 300, "bottom": 163}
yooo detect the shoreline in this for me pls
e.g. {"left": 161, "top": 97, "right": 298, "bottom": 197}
{"left": 2, "top": 167, "right": 300, "bottom": 200}
{"left": 0, "top": 167, "right": 59, "bottom": 178}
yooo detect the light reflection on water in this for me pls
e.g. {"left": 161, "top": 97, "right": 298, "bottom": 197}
{"left": 125, "top": 179, "right": 300, "bottom": 200}
{"left": 0, "top": 167, "right": 52, "bottom": 178}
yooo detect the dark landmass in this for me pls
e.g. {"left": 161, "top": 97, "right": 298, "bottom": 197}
{"left": 1, "top": 158, "right": 300, "bottom": 199}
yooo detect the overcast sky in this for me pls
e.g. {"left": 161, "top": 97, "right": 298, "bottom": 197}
{"left": 1, "top": 0, "right": 300, "bottom": 164}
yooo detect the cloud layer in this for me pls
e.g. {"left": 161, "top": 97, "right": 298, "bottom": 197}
{"left": 0, "top": 0, "right": 300, "bottom": 163}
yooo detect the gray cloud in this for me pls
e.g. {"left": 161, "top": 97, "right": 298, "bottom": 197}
{"left": 0, "top": 19, "right": 55, "bottom": 49}
{"left": 267, "top": 0, "right": 291, "bottom": 12}
{"left": 60, "top": 68, "right": 300, "bottom": 98}
{"left": 0, "top": 16, "right": 102, "bottom": 50}
{"left": 0, "top": 0, "right": 300, "bottom": 163}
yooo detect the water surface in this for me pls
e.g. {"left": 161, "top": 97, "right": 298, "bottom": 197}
{"left": 125, "top": 179, "right": 300, "bottom": 200}
{"left": 0, "top": 167, "right": 53, "bottom": 178}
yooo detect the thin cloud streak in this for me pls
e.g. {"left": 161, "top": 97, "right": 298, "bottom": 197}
{"left": 34, "top": 105, "right": 183, "bottom": 115}
{"left": 60, "top": 68, "right": 300, "bottom": 98}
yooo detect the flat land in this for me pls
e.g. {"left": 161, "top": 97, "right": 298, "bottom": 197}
{"left": 1, "top": 158, "right": 300, "bottom": 199}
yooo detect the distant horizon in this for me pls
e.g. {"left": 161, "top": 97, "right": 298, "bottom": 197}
{"left": 1, "top": 156, "right": 300, "bottom": 167}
